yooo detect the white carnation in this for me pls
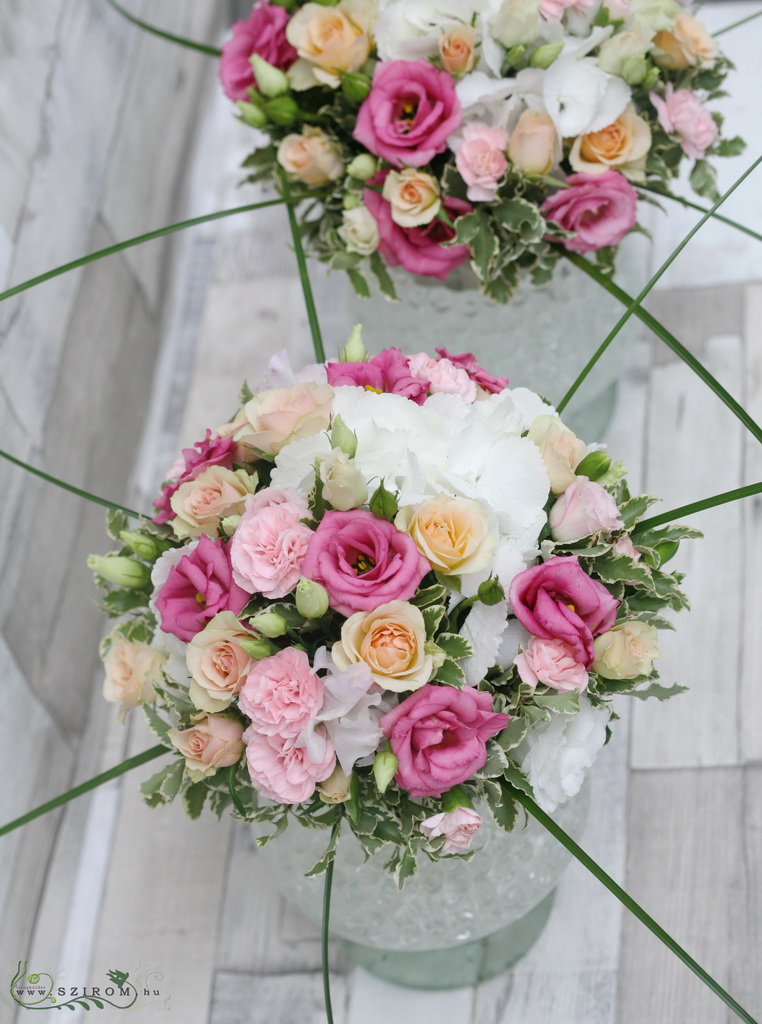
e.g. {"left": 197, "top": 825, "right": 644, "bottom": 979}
{"left": 542, "top": 55, "right": 631, "bottom": 136}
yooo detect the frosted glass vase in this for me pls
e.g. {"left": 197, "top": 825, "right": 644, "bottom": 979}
{"left": 253, "top": 783, "right": 590, "bottom": 989}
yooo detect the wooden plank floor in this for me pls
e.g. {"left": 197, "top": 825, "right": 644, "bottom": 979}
{"left": 3, "top": 4, "right": 762, "bottom": 1022}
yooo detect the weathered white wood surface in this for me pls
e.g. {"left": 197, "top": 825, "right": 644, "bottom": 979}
{"left": 1, "top": 4, "right": 761, "bottom": 1023}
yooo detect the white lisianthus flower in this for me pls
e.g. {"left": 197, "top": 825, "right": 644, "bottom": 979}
{"left": 542, "top": 55, "right": 631, "bottom": 137}
{"left": 460, "top": 599, "right": 511, "bottom": 685}
{"left": 270, "top": 431, "right": 332, "bottom": 497}
{"left": 520, "top": 694, "right": 610, "bottom": 811}
{"left": 338, "top": 205, "right": 380, "bottom": 256}
{"left": 454, "top": 72, "right": 523, "bottom": 131}
{"left": 375, "top": 0, "right": 489, "bottom": 61}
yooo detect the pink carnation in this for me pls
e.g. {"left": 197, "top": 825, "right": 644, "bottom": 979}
{"left": 454, "top": 123, "right": 509, "bottom": 202}
{"left": 434, "top": 348, "right": 509, "bottom": 393}
{"left": 153, "top": 430, "right": 235, "bottom": 524}
{"left": 549, "top": 477, "right": 623, "bottom": 543}
{"left": 650, "top": 85, "right": 718, "bottom": 160}
{"left": 354, "top": 60, "right": 461, "bottom": 168}
{"left": 420, "top": 807, "right": 483, "bottom": 854}
{"left": 300, "top": 509, "right": 430, "bottom": 617}
{"left": 408, "top": 353, "right": 477, "bottom": 402}
{"left": 239, "top": 647, "right": 324, "bottom": 738}
{"left": 542, "top": 171, "right": 637, "bottom": 254}
{"left": 230, "top": 499, "right": 312, "bottom": 598}
{"left": 154, "top": 534, "right": 250, "bottom": 642}
{"left": 219, "top": 2, "right": 297, "bottom": 102}
{"left": 244, "top": 725, "right": 335, "bottom": 804}
{"left": 514, "top": 637, "right": 589, "bottom": 692}
{"left": 326, "top": 347, "right": 429, "bottom": 404}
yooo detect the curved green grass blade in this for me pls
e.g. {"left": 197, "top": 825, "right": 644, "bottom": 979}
{"left": 104, "top": 0, "right": 221, "bottom": 56}
{"left": 513, "top": 790, "right": 759, "bottom": 1024}
{"left": 635, "top": 481, "right": 762, "bottom": 530}
{"left": 0, "top": 447, "right": 143, "bottom": 518}
{"left": 637, "top": 185, "right": 762, "bottom": 246}
{"left": 561, "top": 253, "right": 762, "bottom": 445}
{"left": 279, "top": 171, "right": 326, "bottom": 363}
{"left": 556, "top": 152, "right": 762, "bottom": 415}
{"left": 714, "top": 8, "right": 762, "bottom": 37}
{"left": 0, "top": 745, "right": 168, "bottom": 838}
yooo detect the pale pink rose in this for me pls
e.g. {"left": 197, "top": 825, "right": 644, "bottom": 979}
{"left": 237, "top": 382, "right": 334, "bottom": 456}
{"left": 508, "top": 109, "right": 557, "bottom": 176}
{"left": 277, "top": 127, "right": 344, "bottom": 187}
{"left": 439, "top": 25, "right": 477, "bottom": 75}
{"left": 186, "top": 611, "right": 254, "bottom": 713}
{"left": 514, "top": 636, "right": 589, "bottom": 692}
{"left": 454, "top": 123, "right": 509, "bottom": 202}
{"left": 420, "top": 807, "right": 483, "bottom": 854}
{"left": 102, "top": 636, "right": 164, "bottom": 722}
{"left": 614, "top": 534, "right": 642, "bottom": 561}
{"left": 239, "top": 647, "right": 324, "bottom": 738}
{"left": 230, "top": 500, "right": 313, "bottom": 598}
{"left": 649, "top": 85, "right": 718, "bottom": 160}
{"left": 244, "top": 725, "right": 336, "bottom": 804}
{"left": 170, "top": 465, "right": 253, "bottom": 540}
{"left": 168, "top": 715, "right": 245, "bottom": 781}
{"left": 549, "top": 477, "right": 623, "bottom": 543}
{"left": 540, "top": 0, "right": 596, "bottom": 20}
{"left": 407, "top": 353, "right": 477, "bottom": 402}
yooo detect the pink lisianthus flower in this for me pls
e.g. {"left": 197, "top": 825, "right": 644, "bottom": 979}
{"left": 154, "top": 534, "right": 250, "bottom": 643}
{"left": 326, "top": 347, "right": 429, "bottom": 404}
{"left": 509, "top": 555, "right": 619, "bottom": 668}
{"left": 434, "top": 348, "right": 509, "bottom": 393}
{"left": 300, "top": 509, "right": 430, "bottom": 617}
{"left": 153, "top": 430, "right": 236, "bottom": 524}
{"left": 239, "top": 647, "right": 324, "bottom": 739}
{"left": 243, "top": 725, "right": 336, "bottom": 804}
{"left": 364, "top": 173, "right": 472, "bottom": 281}
{"left": 453, "top": 123, "right": 509, "bottom": 202}
{"left": 514, "top": 637, "right": 589, "bottom": 692}
{"left": 549, "top": 477, "right": 623, "bottom": 543}
{"left": 649, "top": 85, "right": 718, "bottom": 160}
{"left": 407, "top": 352, "right": 477, "bottom": 402}
{"left": 542, "top": 171, "right": 637, "bottom": 254}
{"left": 381, "top": 684, "right": 509, "bottom": 798}
{"left": 230, "top": 498, "right": 312, "bottom": 598}
{"left": 219, "top": 2, "right": 297, "bottom": 102}
{"left": 420, "top": 807, "right": 483, "bottom": 854}
{"left": 354, "top": 60, "right": 461, "bottom": 168}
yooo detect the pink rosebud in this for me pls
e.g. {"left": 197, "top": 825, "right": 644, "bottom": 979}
{"left": 244, "top": 725, "right": 336, "bottom": 804}
{"left": 420, "top": 807, "right": 483, "bottom": 854}
{"left": 153, "top": 430, "right": 236, "bottom": 524}
{"left": 380, "top": 684, "right": 509, "bottom": 798}
{"left": 453, "top": 123, "right": 509, "bottom": 202}
{"left": 549, "top": 477, "right": 623, "bottom": 543}
{"left": 514, "top": 637, "right": 589, "bottom": 692}
{"left": 408, "top": 353, "right": 477, "bottom": 402}
{"left": 434, "top": 348, "right": 509, "bottom": 393}
{"left": 542, "top": 171, "right": 637, "bottom": 254}
{"left": 649, "top": 85, "right": 718, "bottom": 160}
{"left": 613, "top": 534, "right": 642, "bottom": 561}
{"left": 239, "top": 647, "right": 324, "bottom": 739}
{"left": 219, "top": 2, "right": 297, "bottom": 102}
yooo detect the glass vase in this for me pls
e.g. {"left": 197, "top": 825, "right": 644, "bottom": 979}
{"left": 253, "top": 783, "right": 590, "bottom": 989}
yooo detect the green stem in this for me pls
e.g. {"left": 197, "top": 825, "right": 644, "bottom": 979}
{"left": 513, "top": 790, "right": 759, "bottom": 1024}
{"left": 556, "top": 153, "right": 762, "bottom": 415}
{"left": 561, "top": 253, "right": 762, "bottom": 446}
{"left": 226, "top": 765, "right": 249, "bottom": 818}
{"left": 713, "top": 8, "right": 762, "bottom": 37}
{"left": 104, "top": 0, "right": 221, "bottom": 56}
{"left": 0, "top": 447, "right": 143, "bottom": 518}
{"left": 278, "top": 171, "right": 326, "bottom": 363}
{"left": 637, "top": 184, "right": 762, "bottom": 247}
{"left": 635, "top": 481, "right": 762, "bottom": 531}
{"left": 0, "top": 745, "right": 169, "bottom": 838}
{"left": 0, "top": 197, "right": 309, "bottom": 305}
{"left": 322, "top": 821, "right": 340, "bottom": 1024}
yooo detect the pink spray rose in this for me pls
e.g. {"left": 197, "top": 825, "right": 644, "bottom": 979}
{"left": 300, "top": 509, "right": 430, "bottom": 617}
{"left": 244, "top": 725, "right": 336, "bottom": 804}
{"left": 514, "top": 637, "right": 589, "bottom": 692}
{"left": 153, "top": 429, "right": 235, "bottom": 524}
{"left": 408, "top": 353, "right": 477, "bottom": 402}
{"left": 434, "top": 348, "right": 509, "bottom": 393}
{"left": 240, "top": 647, "right": 324, "bottom": 738}
{"left": 381, "top": 684, "right": 509, "bottom": 798}
{"left": 230, "top": 499, "right": 312, "bottom": 598}
{"left": 509, "top": 555, "right": 619, "bottom": 668}
{"left": 649, "top": 85, "right": 718, "bottom": 160}
{"left": 454, "top": 123, "right": 509, "bottom": 202}
{"left": 154, "top": 534, "right": 250, "bottom": 643}
{"left": 219, "top": 2, "right": 297, "bottom": 102}
{"left": 169, "top": 715, "right": 245, "bottom": 781}
{"left": 364, "top": 174, "right": 472, "bottom": 281}
{"left": 549, "top": 476, "right": 624, "bottom": 543}
{"left": 542, "top": 171, "right": 637, "bottom": 254}
{"left": 326, "top": 346, "right": 430, "bottom": 404}
{"left": 540, "top": 0, "right": 597, "bottom": 20}
{"left": 354, "top": 60, "right": 461, "bottom": 168}
{"left": 420, "top": 807, "right": 483, "bottom": 854}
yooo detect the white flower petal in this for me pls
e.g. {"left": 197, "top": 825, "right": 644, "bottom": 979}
{"left": 460, "top": 599, "right": 510, "bottom": 685}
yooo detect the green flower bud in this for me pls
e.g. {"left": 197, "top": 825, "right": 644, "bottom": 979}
{"left": 220, "top": 515, "right": 242, "bottom": 537}
{"left": 119, "top": 530, "right": 161, "bottom": 561}
{"left": 338, "top": 323, "right": 367, "bottom": 362}
{"left": 477, "top": 576, "right": 505, "bottom": 606}
{"left": 264, "top": 94, "right": 300, "bottom": 126}
{"left": 529, "top": 42, "right": 564, "bottom": 69}
{"left": 330, "top": 414, "right": 358, "bottom": 457}
{"left": 248, "top": 610, "right": 289, "bottom": 638}
{"left": 342, "top": 192, "right": 361, "bottom": 210}
{"left": 236, "top": 100, "right": 267, "bottom": 129}
{"left": 575, "top": 450, "right": 612, "bottom": 481}
{"left": 642, "top": 64, "right": 661, "bottom": 91}
{"left": 597, "top": 459, "right": 627, "bottom": 488}
{"left": 295, "top": 577, "right": 330, "bottom": 618}
{"left": 249, "top": 54, "right": 290, "bottom": 98}
{"left": 342, "top": 71, "right": 372, "bottom": 104}
{"left": 442, "top": 785, "right": 475, "bottom": 813}
{"left": 368, "top": 480, "right": 398, "bottom": 522}
{"left": 317, "top": 765, "right": 352, "bottom": 803}
{"left": 87, "top": 554, "right": 150, "bottom": 589}
{"left": 346, "top": 153, "right": 378, "bottom": 181}
{"left": 621, "top": 54, "right": 648, "bottom": 85}
{"left": 237, "top": 635, "right": 278, "bottom": 659}
{"left": 503, "top": 44, "right": 527, "bottom": 69}
{"left": 373, "top": 748, "right": 398, "bottom": 794}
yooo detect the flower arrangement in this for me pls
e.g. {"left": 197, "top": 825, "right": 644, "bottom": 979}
{"left": 219, "top": 0, "right": 744, "bottom": 301}
{"left": 89, "top": 334, "right": 698, "bottom": 881}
